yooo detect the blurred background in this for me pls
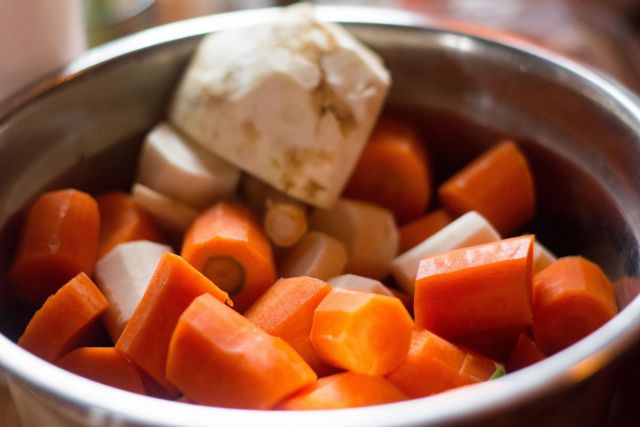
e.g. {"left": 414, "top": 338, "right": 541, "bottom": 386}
{"left": 85, "top": 0, "right": 640, "bottom": 91}
{"left": 1, "top": 0, "right": 640, "bottom": 102}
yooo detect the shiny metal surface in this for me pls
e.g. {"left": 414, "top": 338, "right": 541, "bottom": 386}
{"left": 1, "top": 5, "right": 640, "bottom": 427}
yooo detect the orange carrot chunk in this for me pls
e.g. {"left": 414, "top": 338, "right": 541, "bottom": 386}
{"left": 181, "top": 202, "right": 276, "bottom": 312}
{"left": 276, "top": 371, "right": 407, "bottom": 410}
{"left": 506, "top": 333, "right": 546, "bottom": 372}
{"left": 454, "top": 325, "right": 530, "bottom": 363}
{"left": 166, "top": 293, "right": 317, "bottom": 409}
{"left": 310, "top": 288, "right": 413, "bottom": 376}
{"left": 96, "top": 191, "right": 166, "bottom": 258}
{"left": 115, "top": 252, "right": 230, "bottom": 396}
{"left": 55, "top": 347, "right": 146, "bottom": 395}
{"left": 18, "top": 273, "right": 107, "bottom": 362}
{"left": 438, "top": 141, "right": 535, "bottom": 235}
{"left": 457, "top": 349, "right": 501, "bottom": 384}
{"left": 387, "top": 329, "right": 499, "bottom": 398}
{"left": 398, "top": 209, "right": 454, "bottom": 253}
{"left": 9, "top": 189, "right": 100, "bottom": 307}
{"left": 414, "top": 235, "right": 534, "bottom": 338}
{"left": 244, "top": 276, "right": 335, "bottom": 376}
{"left": 532, "top": 256, "right": 617, "bottom": 355}
{"left": 344, "top": 117, "right": 431, "bottom": 224}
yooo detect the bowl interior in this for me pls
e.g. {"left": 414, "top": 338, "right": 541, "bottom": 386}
{"left": 1, "top": 6, "right": 640, "bottom": 426}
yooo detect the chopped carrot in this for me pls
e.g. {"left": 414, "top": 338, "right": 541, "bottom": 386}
{"left": 166, "top": 293, "right": 317, "bottom": 409}
{"left": 181, "top": 202, "right": 276, "bottom": 312}
{"left": 506, "top": 333, "right": 546, "bottom": 372}
{"left": 9, "top": 189, "right": 100, "bottom": 307}
{"left": 278, "top": 231, "right": 348, "bottom": 281}
{"left": 18, "top": 273, "right": 107, "bottom": 362}
{"left": 276, "top": 372, "right": 407, "bottom": 410}
{"left": 96, "top": 191, "right": 166, "bottom": 259}
{"left": 387, "top": 329, "right": 499, "bottom": 398}
{"left": 438, "top": 140, "right": 535, "bottom": 234}
{"left": 115, "top": 252, "right": 230, "bottom": 396}
{"left": 398, "top": 209, "right": 454, "bottom": 253}
{"left": 532, "top": 256, "right": 617, "bottom": 354}
{"left": 414, "top": 235, "right": 534, "bottom": 338}
{"left": 244, "top": 276, "right": 335, "bottom": 377}
{"left": 310, "top": 288, "right": 413, "bottom": 376}
{"left": 344, "top": 117, "right": 431, "bottom": 224}
{"left": 55, "top": 347, "right": 146, "bottom": 394}
{"left": 454, "top": 325, "right": 530, "bottom": 363}
{"left": 391, "top": 211, "right": 501, "bottom": 296}
{"left": 458, "top": 349, "right": 501, "bottom": 384}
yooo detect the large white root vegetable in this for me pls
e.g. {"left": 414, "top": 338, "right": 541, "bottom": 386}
{"left": 170, "top": 5, "right": 390, "bottom": 208}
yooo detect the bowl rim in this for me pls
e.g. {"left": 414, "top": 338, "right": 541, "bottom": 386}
{"left": 2, "top": 5, "right": 640, "bottom": 426}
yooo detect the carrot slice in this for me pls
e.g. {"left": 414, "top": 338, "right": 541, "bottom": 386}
{"left": 244, "top": 276, "right": 334, "bottom": 376}
{"left": 532, "top": 256, "right": 617, "bottom": 354}
{"left": 96, "top": 191, "right": 166, "bottom": 259}
{"left": 55, "top": 347, "right": 146, "bottom": 394}
{"left": 398, "top": 209, "right": 453, "bottom": 253}
{"left": 457, "top": 349, "right": 501, "bottom": 384}
{"left": 115, "top": 252, "right": 230, "bottom": 396}
{"left": 344, "top": 117, "right": 431, "bottom": 224}
{"left": 276, "top": 372, "right": 407, "bottom": 410}
{"left": 310, "top": 288, "right": 413, "bottom": 376}
{"left": 438, "top": 140, "right": 535, "bottom": 234}
{"left": 166, "top": 293, "right": 317, "bottom": 409}
{"left": 387, "top": 329, "right": 499, "bottom": 398}
{"left": 181, "top": 202, "right": 276, "bottom": 312}
{"left": 506, "top": 333, "right": 546, "bottom": 372}
{"left": 391, "top": 211, "right": 500, "bottom": 296}
{"left": 414, "top": 235, "right": 534, "bottom": 338}
{"left": 9, "top": 189, "right": 100, "bottom": 307}
{"left": 454, "top": 325, "right": 530, "bottom": 363}
{"left": 18, "top": 273, "right": 108, "bottom": 362}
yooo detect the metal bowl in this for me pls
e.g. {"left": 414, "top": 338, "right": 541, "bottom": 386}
{"left": 2, "top": 5, "right": 640, "bottom": 427}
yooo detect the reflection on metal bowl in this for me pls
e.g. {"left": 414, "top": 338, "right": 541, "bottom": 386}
{"left": 1, "top": 5, "right": 640, "bottom": 427}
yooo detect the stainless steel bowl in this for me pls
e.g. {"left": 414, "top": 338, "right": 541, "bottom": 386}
{"left": 2, "top": 6, "right": 640, "bottom": 427}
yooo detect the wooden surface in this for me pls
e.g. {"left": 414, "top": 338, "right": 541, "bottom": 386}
{"left": 0, "top": 381, "right": 22, "bottom": 427}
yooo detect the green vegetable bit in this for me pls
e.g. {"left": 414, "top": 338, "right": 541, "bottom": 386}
{"left": 490, "top": 365, "right": 506, "bottom": 380}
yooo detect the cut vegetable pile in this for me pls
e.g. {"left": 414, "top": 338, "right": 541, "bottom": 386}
{"left": 7, "top": 5, "right": 621, "bottom": 412}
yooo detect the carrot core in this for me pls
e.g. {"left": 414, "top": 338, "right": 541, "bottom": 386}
{"left": 202, "top": 256, "right": 245, "bottom": 296}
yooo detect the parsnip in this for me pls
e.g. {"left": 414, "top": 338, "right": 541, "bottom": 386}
{"left": 328, "top": 274, "right": 394, "bottom": 297}
{"left": 131, "top": 183, "right": 198, "bottom": 233}
{"left": 390, "top": 211, "right": 501, "bottom": 295}
{"left": 241, "top": 175, "right": 308, "bottom": 247}
{"left": 310, "top": 198, "right": 398, "bottom": 280}
{"left": 533, "top": 240, "right": 557, "bottom": 273}
{"left": 170, "top": 5, "right": 390, "bottom": 208}
{"left": 136, "top": 122, "right": 240, "bottom": 209}
{"left": 279, "top": 231, "right": 347, "bottom": 281}
{"left": 94, "top": 240, "right": 173, "bottom": 341}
